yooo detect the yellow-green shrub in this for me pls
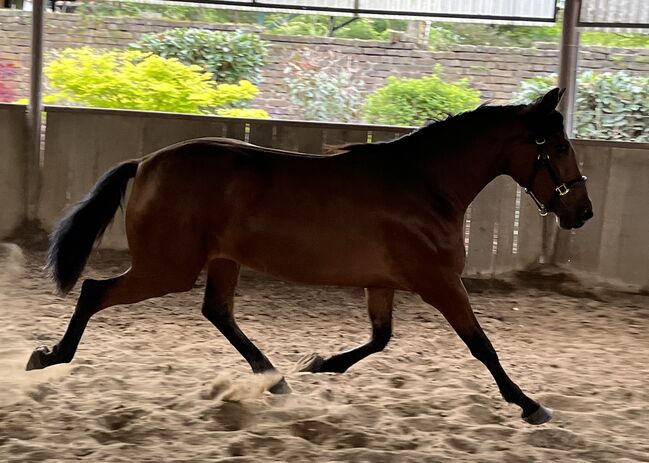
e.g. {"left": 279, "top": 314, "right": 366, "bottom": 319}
{"left": 364, "top": 69, "right": 481, "bottom": 126}
{"left": 43, "top": 48, "right": 267, "bottom": 116}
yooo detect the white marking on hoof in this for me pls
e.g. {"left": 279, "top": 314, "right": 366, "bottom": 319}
{"left": 523, "top": 404, "right": 553, "bottom": 425}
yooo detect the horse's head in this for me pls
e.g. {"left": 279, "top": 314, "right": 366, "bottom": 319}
{"left": 505, "top": 88, "right": 593, "bottom": 229}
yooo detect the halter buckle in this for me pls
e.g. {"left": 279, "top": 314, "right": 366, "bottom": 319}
{"left": 524, "top": 188, "right": 549, "bottom": 217}
{"left": 556, "top": 184, "right": 570, "bottom": 196}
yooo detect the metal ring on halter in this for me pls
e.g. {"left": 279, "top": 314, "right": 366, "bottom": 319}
{"left": 535, "top": 138, "right": 546, "bottom": 145}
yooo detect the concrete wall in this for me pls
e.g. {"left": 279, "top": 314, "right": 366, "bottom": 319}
{"left": 566, "top": 140, "right": 649, "bottom": 289}
{"left": 0, "top": 104, "right": 27, "bottom": 238}
{"left": 1, "top": 10, "right": 648, "bottom": 119}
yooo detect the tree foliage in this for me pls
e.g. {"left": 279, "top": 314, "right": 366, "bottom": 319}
{"left": 131, "top": 28, "right": 268, "bottom": 84}
{"left": 43, "top": 48, "right": 268, "bottom": 117}
{"left": 264, "top": 15, "right": 406, "bottom": 40}
{"left": 513, "top": 71, "right": 648, "bottom": 142}
{"left": 77, "top": 1, "right": 257, "bottom": 25}
{"left": 581, "top": 32, "right": 649, "bottom": 48}
{"left": 428, "top": 20, "right": 649, "bottom": 50}
{"left": 76, "top": 1, "right": 649, "bottom": 49}
{"left": 363, "top": 69, "right": 481, "bottom": 126}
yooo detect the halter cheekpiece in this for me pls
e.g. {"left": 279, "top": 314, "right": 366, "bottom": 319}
{"left": 523, "top": 138, "right": 587, "bottom": 216}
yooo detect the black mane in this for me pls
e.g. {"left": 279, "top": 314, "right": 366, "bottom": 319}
{"left": 338, "top": 103, "right": 527, "bottom": 155}
{"left": 404, "top": 104, "right": 525, "bottom": 143}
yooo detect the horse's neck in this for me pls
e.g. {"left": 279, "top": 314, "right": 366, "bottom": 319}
{"left": 409, "top": 130, "right": 506, "bottom": 213}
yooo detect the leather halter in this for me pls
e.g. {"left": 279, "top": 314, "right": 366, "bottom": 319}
{"left": 524, "top": 139, "right": 588, "bottom": 216}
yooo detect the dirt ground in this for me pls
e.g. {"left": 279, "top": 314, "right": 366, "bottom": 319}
{"left": 0, "top": 243, "right": 648, "bottom": 463}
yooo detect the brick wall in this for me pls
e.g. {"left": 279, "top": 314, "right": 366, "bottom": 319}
{"left": 1, "top": 10, "right": 648, "bottom": 119}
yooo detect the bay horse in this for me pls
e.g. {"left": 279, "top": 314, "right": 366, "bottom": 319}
{"left": 27, "top": 88, "right": 592, "bottom": 425}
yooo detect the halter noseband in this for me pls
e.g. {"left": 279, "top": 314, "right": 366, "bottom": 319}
{"left": 523, "top": 138, "right": 587, "bottom": 216}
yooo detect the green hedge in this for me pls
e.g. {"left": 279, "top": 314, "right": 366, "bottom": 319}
{"left": 514, "top": 71, "right": 648, "bottom": 142}
{"left": 131, "top": 28, "right": 268, "bottom": 85}
{"left": 363, "top": 69, "right": 481, "bottom": 126}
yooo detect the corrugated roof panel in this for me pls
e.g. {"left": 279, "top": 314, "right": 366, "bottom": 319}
{"left": 357, "top": 0, "right": 556, "bottom": 19}
{"left": 190, "top": 0, "right": 558, "bottom": 23}
{"left": 580, "top": 0, "right": 649, "bottom": 28}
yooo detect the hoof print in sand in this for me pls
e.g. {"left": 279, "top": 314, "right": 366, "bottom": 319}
{"left": 290, "top": 419, "right": 369, "bottom": 448}
{"left": 201, "top": 402, "right": 254, "bottom": 432}
{"left": 91, "top": 406, "right": 149, "bottom": 444}
{"left": 526, "top": 428, "right": 585, "bottom": 451}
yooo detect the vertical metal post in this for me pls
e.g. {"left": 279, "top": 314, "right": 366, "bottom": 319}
{"left": 551, "top": 0, "right": 582, "bottom": 264}
{"left": 27, "top": 0, "right": 44, "bottom": 220}
{"left": 558, "top": 0, "right": 581, "bottom": 136}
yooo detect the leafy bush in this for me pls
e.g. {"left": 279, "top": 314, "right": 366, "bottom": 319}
{"left": 427, "top": 18, "right": 649, "bottom": 49}
{"left": 283, "top": 50, "right": 365, "bottom": 122}
{"left": 217, "top": 108, "right": 270, "bottom": 119}
{"left": 328, "top": 18, "right": 393, "bottom": 41}
{"left": 581, "top": 32, "right": 649, "bottom": 48}
{"left": 427, "top": 22, "right": 560, "bottom": 49}
{"left": 265, "top": 14, "right": 406, "bottom": 41}
{"left": 512, "top": 76, "right": 557, "bottom": 105}
{"left": 363, "top": 69, "right": 481, "bottom": 126}
{"left": 513, "top": 72, "right": 649, "bottom": 142}
{"left": 42, "top": 47, "right": 268, "bottom": 117}
{"left": 131, "top": 29, "right": 268, "bottom": 84}
{"left": 75, "top": 2, "right": 649, "bottom": 49}
{"left": 0, "top": 62, "right": 17, "bottom": 102}
{"left": 269, "top": 15, "right": 329, "bottom": 37}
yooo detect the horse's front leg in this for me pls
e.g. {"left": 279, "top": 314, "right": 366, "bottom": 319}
{"left": 297, "top": 287, "right": 393, "bottom": 373}
{"left": 418, "top": 272, "right": 552, "bottom": 425}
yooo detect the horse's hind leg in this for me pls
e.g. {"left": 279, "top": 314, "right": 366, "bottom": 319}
{"left": 201, "top": 258, "right": 290, "bottom": 394}
{"left": 297, "top": 287, "right": 393, "bottom": 373}
{"left": 26, "top": 268, "right": 198, "bottom": 370}
{"left": 419, "top": 274, "right": 552, "bottom": 425}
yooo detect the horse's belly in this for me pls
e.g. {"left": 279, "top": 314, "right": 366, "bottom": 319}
{"left": 215, "top": 222, "right": 400, "bottom": 288}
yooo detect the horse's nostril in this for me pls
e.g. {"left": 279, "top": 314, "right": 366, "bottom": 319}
{"left": 582, "top": 208, "right": 594, "bottom": 221}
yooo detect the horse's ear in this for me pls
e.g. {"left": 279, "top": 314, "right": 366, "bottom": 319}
{"left": 528, "top": 87, "right": 562, "bottom": 115}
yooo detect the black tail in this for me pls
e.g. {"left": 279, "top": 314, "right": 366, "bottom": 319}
{"left": 46, "top": 161, "right": 139, "bottom": 294}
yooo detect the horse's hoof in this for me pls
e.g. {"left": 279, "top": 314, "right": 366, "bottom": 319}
{"left": 268, "top": 377, "right": 291, "bottom": 395}
{"left": 295, "top": 353, "right": 325, "bottom": 373}
{"left": 26, "top": 346, "right": 51, "bottom": 371}
{"left": 522, "top": 404, "right": 553, "bottom": 425}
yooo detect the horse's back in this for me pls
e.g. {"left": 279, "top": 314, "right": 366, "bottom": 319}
{"left": 123, "top": 137, "right": 462, "bottom": 289}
